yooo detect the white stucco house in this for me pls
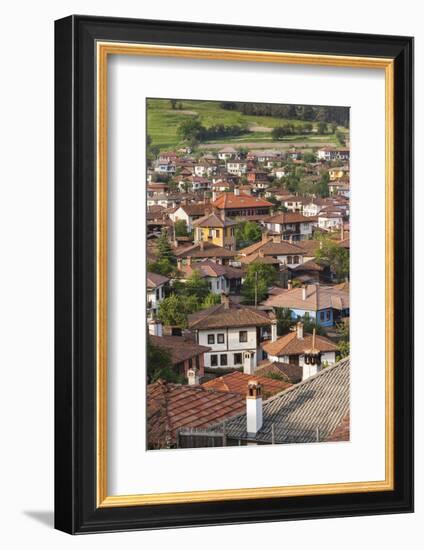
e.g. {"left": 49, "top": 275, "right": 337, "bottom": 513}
{"left": 188, "top": 297, "right": 276, "bottom": 370}
{"left": 261, "top": 322, "right": 338, "bottom": 380}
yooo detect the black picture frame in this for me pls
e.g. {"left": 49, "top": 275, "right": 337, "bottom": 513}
{"left": 55, "top": 15, "right": 414, "bottom": 534}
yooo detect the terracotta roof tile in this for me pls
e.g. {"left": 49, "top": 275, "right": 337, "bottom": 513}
{"left": 149, "top": 335, "right": 211, "bottom": 365}
{"left": 147, "top": 381, "right": 245, "bottom": 448}
{"left": 202, "top": 371, "right": 291, "bottom": 397}
{"left": 262, "top": 331, "right": 337, "bottom": 357}
{"left": 212, "top": 192, "right": 272, "bottom": 209}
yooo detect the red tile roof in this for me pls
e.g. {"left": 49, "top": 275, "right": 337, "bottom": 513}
{"left": 212, "top": 192, "right": 272, "bottom": 210}
{"left": 188, "top": 303, "right": 274, "bottom": 330}
{"left": 202, "top": 371, "right": 291, "bottom": 397}
{"left": 262, "top": 330, "right": 337, "bottom": 357}
{"left": 147, "top": 381, "right": 245, "bottom": 448}
{"left": 149, "top": 335, "right": 211, "bottom": 365}
{"left": 147, "top": 272, "right": 170, "bottom": 288}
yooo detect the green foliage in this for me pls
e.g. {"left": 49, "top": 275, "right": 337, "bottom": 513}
{"left": 157, "top": 230, "right": 176, "bottom": 264}
{"left": 276, "top": 307, "right": 294, "bottom": 336}
{"left": 157, "top": 294, "right": 199, "bottom": 327}
{"left": 302, "top": 317, "right": 327, "bottom": 336}
{"left": 177, "top": 117, "right": 247, "bottom": 144}
{"left": 303, "top": 151, "right": 316, "bottom": 163}
{"left": 242, "top": 262, "right": 277, "bottom": 305}
{"left": 202, "top": 292, "right": 221, "bottom": 308}
{"left": 147, "top": 258, "right": 175, "bottom": 277}
{"left": 275, "top": 308, "right": 327, "bottom": 336}
{"left": 235, "top": 221, "right": 262, "bottom": 249}
{"left": 336, "top": 130, "right": 346, "bottom": 146}
{"left": 147, "top": 337, "right": 183, "bottom": 383}
{"left": 315, "top": 172, "right": 330, "bottom": 198}
{"left": 182, "top": 270, "right": 210, "bottom": 302}
{"left": 317, "top": 121, "right": 328, "bottom": 134}
{"left": 174, "top": 219, "right": 189, "bottom": 237}
{"left": 336, "top": 321, "right": 350, "bottom": 359}
{"left": 315, "top": 236, "right": 349, "bottom": 281}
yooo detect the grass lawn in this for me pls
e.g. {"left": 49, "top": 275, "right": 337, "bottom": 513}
{"left": 147, "top": 98, "right": 347, "bottom": 151}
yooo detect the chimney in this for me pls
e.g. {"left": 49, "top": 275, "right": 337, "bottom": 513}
{"left": 296, "top": 321, "right": 304, "bottom": 340}
{"left": 272, "top": 234, "right": 282, "bottom": 244}
{"left": 302, "top": 285, "right": 307, "bottom": 300}
{"left": 177, "top": 258, "right": 183, "bottom": 271}
{"left": 187, "top": 256, "right": 192, "bottom": 266}
{"left": 271, "top": 320, "right": 277, "bottom": 343}
{"left": 246, "top": 381, "right": 263, "bottom": 435}
{"left": 287, "top": 280, "right": 293, "bottom": 290}
{"left": 187, "top": 367, "right": 200, "bottom": 386}
{"left": 148, "top": 319, "right": 163, "bottom": 337}
{"left": 243, "top": 350, "right": 256, "bottom": 375}
{"left": 221, "top": 293, "right": 230, "bottom": 309}
{"left": 234, "top": 187, "right": 240, "bottom": 196}
{"left": 262, "top": 229, "right": 269, "bottom": 243}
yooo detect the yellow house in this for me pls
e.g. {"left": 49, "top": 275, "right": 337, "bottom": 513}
{"left": 328, "top": 166, "right": 349, "bottom": 181}
{"left": 193, "top": 212, "right": 237, "bottom": 250}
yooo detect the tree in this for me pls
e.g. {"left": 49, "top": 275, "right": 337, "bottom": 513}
{"left": 177, "top": 118, "right": 205, "bottom": 142}
{"left": 235, "top": 221, "right": 262, "bottom": 248}
{"left": 317, "top": 121, "right": 327, "bottom": 134}
{"left": 157, "top": 294, "right": 198, "bottom": 327}
{"left": 202, "top": 292, "right": 221, "bottom": 308}
{"left": 242, "top": 262, "right": 277, "bottom": 305}
{"left": 315, "top": 237, "right": 349, "bottom": 281}
{"left": 276, "top": 307, "right": 294, "bottom": 335}
{"left": 315, "top": 172, "right": 330, "bottom": 198}
{"left": 303, "top": 151, "right": 316, "bottom": 163}
{"left": 183, "top": 270, "right": 210, "bottom": 302}
{"left": 336, "top": 320, "right": 350, "bottom": 359}
{"left": 170, "top": 99, "right": 178, "bottom": 110}
{"left": 147, "top": 258, "right": 175, "bottom": 277}
{"left": 174, "top": 219, "right": 189, "bottom": 237}
{"left": 157, "top": 230, "right": 176, "bottom": 264}
{"left": 147, "top": 337, "right": 182, "bottom": 383}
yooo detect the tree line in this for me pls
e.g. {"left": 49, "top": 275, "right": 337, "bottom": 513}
{"left": 177, "top": 118, "right": 247, "bottom": 145}
{"left": 220, "top": 102, "right": 349, "bottom": 127}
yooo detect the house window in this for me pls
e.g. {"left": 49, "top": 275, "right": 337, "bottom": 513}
{"left": 210, "top": 355, "right": 218, "bottom": 367}
{"left": 216, "top": 229, "right": 220, "bottom": 238}
{"left": 326, "top": 310, "right": 331, "bottom": 321}
{"left": 195, "top": 356, "right": 200, "bottom": 369}
{"left": 293, "top": 255, "right": 300, "bottom": 264}
{"left": 287, "top": 256, "right": 293, "bottom": 264}
{"left": 220, "top": 354, "right": 228, "bottom": 366}
{"left": 239, "top": 330, "right": 248, "bottom": 343}
{"left": 320, "top": 311, "right": 325, "bottom": 321}
{"left": 156, "top": 288, "right": 160, "bottom": 299}
{"left": 188, "top": 358, "right": 193, "bottom": 369}
{"left": 207, "top": 334, "right": 215, "bottom": 345}
{"left": 234, "top": 353, "right": 243, "bottom": 365}
{"left": 217, "top": 333, "right": 225, "bottom": 344}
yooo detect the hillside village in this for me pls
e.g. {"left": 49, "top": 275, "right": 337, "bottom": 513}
{"left": 146, "top": 100, "right": 350, "bottom": 450}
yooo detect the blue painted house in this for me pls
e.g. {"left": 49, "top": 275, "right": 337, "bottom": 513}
{"left": 263, "top": 283, "right": 349, "bottom": 327}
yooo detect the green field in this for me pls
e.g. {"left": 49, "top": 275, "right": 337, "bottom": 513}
{"left": 147, "top": 98, "right": 347, "bottom": 151}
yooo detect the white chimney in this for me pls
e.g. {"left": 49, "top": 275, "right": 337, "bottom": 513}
{"left": 148, "top": 319, "right": 163, "bottom": 337}
{"left": 296, "top": 321, "right": 304, "bottom": 340}
{"left": 234, "top": 187, "right": 240, "bottom": 196}
{"left": 187, "top": 367, "right": 199, "bottom": 386}
{"left": 243, "top": 350, "right": 256, "bottom": 375}
{"left": 246, "top": 381, "right": 263, "bottom": 435}
{"left": 302, "top": 285, "right": 307, "bottom": 300}
{"left": 271, "top": 321, "right": 277, "bottom": 342}
{"left": 287, "top": 280, "right": 293, "bottom": 290}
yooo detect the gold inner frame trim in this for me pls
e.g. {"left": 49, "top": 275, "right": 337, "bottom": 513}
{"left": 96, "top": 42, "right": 395, "bottom": 508}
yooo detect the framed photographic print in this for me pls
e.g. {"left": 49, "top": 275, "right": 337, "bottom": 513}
{"left": 54, "top": 15, "right": 414, "bottom": 534}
